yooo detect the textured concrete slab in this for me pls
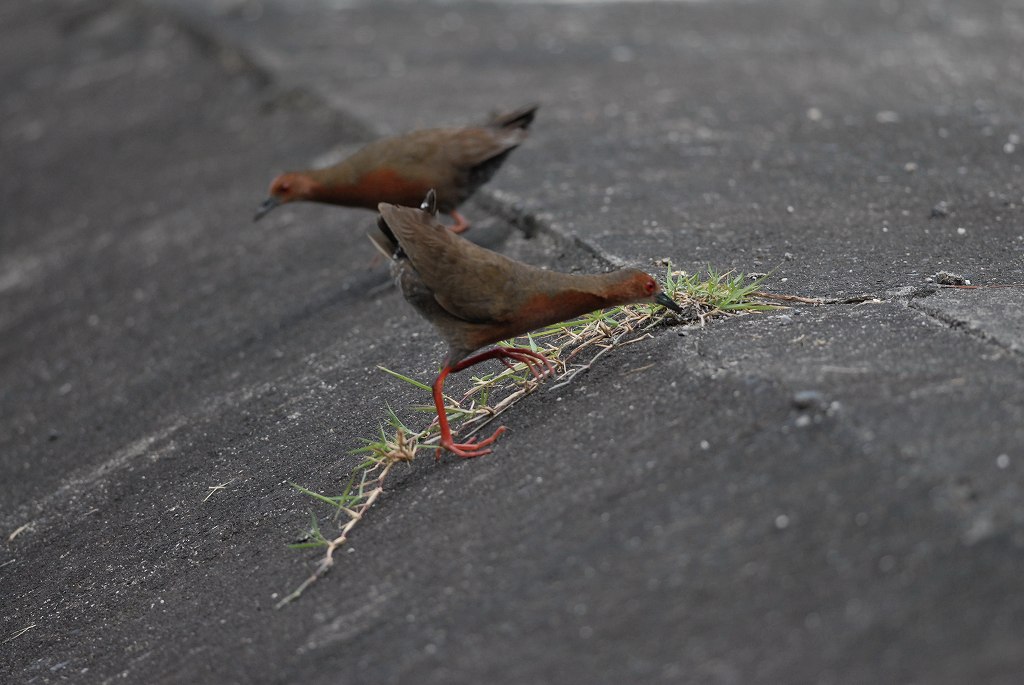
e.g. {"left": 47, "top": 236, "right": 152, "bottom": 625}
{"left": 3, "top": 1, "right": 1024, "bottom": 684}
{"left": 912, "top": 287, "right": 1024, "bottom": 352}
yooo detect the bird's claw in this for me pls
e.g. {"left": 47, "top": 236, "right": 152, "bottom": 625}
{"left": 500, "top": 349, "right": 556, "bottom": 382}
{"left": 436, "top": 426, "right": 507, "bottom": 460}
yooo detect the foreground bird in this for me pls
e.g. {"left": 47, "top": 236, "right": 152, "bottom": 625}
{"left": 254, "top": 105, "right": 538, "bottom": 231}
{"left": 372, "top": 190, "right": 683, "bottom": 459}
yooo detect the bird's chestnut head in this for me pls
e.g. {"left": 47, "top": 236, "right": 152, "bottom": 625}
{"left": 254, "top": 172, "right": 317, "bottom": 221}
{"left": 270, "top": 172, "right": 319, "bottom": 203}
{"left": 618, "top": 268, "right": 683, "bottom": 313}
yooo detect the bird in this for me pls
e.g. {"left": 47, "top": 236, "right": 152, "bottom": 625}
{"left": 371, "top": 190, "right": 684, "bottom": 459}
{"left": 254, "top": 104, "right": 538, "bottom": 232}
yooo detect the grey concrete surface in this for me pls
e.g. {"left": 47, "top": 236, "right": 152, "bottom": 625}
{"left": 2, "top": 0, "right": 1023, "bottom": 684}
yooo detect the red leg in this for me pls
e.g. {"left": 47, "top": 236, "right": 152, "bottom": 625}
{"left": 433, "top": 365, "right": 505, "bottom": 460}
{"left": 432, "top": 346, "right": 555, "bottom": 460}
{"left": 449, "top": 210, "right": 470, "bottom": 234}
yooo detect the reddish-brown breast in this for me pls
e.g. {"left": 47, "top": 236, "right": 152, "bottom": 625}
{"left": 316, "top": 167, "right": 432, "bottom": 210}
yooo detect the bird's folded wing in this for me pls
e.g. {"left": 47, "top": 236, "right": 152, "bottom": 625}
{"left": 377, "top": 202, "right": 521, "bottom": 324}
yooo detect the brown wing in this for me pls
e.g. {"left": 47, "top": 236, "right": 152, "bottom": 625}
{"left": 365, "top": 127, "right": 525, "bottom": 176}
{"left": 377, "top": 202, "right": 529, "bottom": 324}
{"left": 442, "top": 127, "right": 528, "bottom": 170}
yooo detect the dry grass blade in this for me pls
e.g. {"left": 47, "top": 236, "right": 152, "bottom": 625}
{"left": 276, "top": 421, "right": 418, "bottom": 608}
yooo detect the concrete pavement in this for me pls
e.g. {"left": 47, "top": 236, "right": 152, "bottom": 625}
{"left": 2, "top": 1, "right": 1023, "bottom": 683}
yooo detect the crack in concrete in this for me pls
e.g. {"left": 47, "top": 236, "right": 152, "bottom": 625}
{"left": 876, "top": 284, "right": 1024, "bottom": 357}
{"left": 810, "top": 283, "right": 1024, "bottom": 357}
{"left": 909, "top": 295, "right": 1024, "bottom": 357}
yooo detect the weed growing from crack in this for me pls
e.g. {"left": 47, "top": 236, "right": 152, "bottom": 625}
{"left": 276, "top": 265, "right": 778, "bottom": 607}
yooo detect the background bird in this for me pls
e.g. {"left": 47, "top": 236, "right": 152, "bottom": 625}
{"left": 372, "top": 190, "right": 683, "bottom": 459}
{"left": 255, "top": 105, "right": 538, "bottom": 232}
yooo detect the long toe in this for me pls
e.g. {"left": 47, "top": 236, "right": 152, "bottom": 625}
{"left": 442, "top": 426, "right": 507, "bottom": 459}
{"left": 448, "top": 443, "right": 494, "bottom": 459}
{"left": 474, "top": 425, "right": 507, "bottom": 447}
{"left": 515, "top": 349, "right": 555, "bottom": 378}
{"left": 532, "top": 354, "right": 556, "bottom": 378}
{"left": 512, "top": 354, "right": 544, "bottom": 381}
{"left": 534, "top": 354, "right": 556, "bottom": 377}
{"left": 530, "top": 350, "right": 556, "bottom": 376}
{"left": 500, "top": 349, "right": 549, "bottom": 381}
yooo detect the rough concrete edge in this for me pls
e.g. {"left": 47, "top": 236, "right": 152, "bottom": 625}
{"left": 475, "top": 188, "right": 625, "bottom": 269}
{"left": 130, "top": 0, "right": 625, "bottom": 270}
{"left": 908, "top": 291, "right": 1023, "bottom": 356}
{"left": 881, "top": 284, "right": 1023, "bottom": 357}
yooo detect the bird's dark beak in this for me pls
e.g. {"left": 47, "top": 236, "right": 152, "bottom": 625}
{"left": 253, "top": 197, "right": 280, "bottom": 222}
{"left": 655, "top": 291, "right": 684, "bottom": 314}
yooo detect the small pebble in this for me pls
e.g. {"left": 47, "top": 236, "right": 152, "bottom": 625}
{"left": 935, "top": 271, "right": 967, "bottom": 285}
{"left": 792, "top": 390, "right": 827, "bottom": 411}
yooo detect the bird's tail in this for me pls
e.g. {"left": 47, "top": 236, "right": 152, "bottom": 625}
{"left": 487, "top": 104, "right": 539, "bottom": 131}
{"left": 369, "top": 214, "right": 400, "bottom": 260}
{"left": 371, "top": 190, "right": 438, "bottom": 259}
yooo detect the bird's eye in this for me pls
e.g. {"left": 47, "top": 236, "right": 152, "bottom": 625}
{"left": 645, "top": 278, "right": 657, "bottom": 294}
{"left": 280, "top": 182, "right": 291, "bottom": 192}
